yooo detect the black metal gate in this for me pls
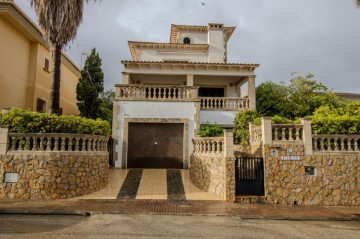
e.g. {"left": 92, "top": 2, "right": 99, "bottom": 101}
{"left": 235, "top": 157, "right": 264, "bottom": 195}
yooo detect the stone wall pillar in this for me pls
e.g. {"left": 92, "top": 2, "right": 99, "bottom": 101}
{"left": 248, "top": 75, "right": 256, "bottom": 111}
{"left": 261, "top": 117, "right": 272, "bottom": 145}
{"left": 223, "top": 130, "right": 235, "bottom": 202}
{"left": 0, "top": 126, "right": 8, "bottom": 155}
{"left": 301, "top": 118, "right": 313, "bottom": 155}
{"left": 187, "top": 74, "right": 194, "bottom": 86}
{"left": 122, "top": 72, "right": 130, "bottom": 84}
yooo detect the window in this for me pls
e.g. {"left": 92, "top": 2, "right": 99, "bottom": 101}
{"left": 44, "top": 57, "right": 50, "bottom": 72}
{"left": 36, "top": 98, "right": 46, "bottom": 113}
{"left": 199, "top": 87, "right": 225, "bottom": 97}
{"left": 183, "top": 37, "right": 191, "bottom": 44}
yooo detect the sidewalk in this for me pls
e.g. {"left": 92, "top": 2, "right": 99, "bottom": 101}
{"left": 0, "top": 199, "right": 359, "bottom": 221}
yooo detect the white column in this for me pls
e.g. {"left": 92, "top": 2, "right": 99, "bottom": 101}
{"left": 248, "top": 75, "right": 256, "bottom": 111}
{"left": 301, "top": 118, "right": 313, "bottom": 155}
{"left": 187, "top": 74, "right": 194, "bottom": 86}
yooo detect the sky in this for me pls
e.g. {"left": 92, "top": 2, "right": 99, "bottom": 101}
{"left": 15, "top": 0, "right": 360, "bottom": 93}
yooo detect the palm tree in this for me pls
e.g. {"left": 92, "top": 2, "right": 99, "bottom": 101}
{"left": 30, "top": 0, "right": 97, "bottom": 115}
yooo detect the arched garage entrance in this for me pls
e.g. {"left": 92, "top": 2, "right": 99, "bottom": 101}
{"left": 127, "top": 122, "right": 184, "bottom": 169}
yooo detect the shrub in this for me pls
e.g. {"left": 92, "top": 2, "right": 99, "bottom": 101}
{"left": 0, "top": 108, "right": 111, "bottom": 136}
{"left": 199, "top": 124, "right": 224, "bottom": 137}
{"left": 311, "top": 102, "right": 360, "bottom": 134}
{"left": 233, "top": 110, "right": 261, "bottom": 144}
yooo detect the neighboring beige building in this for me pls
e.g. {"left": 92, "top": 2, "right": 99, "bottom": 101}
{"left": 113, "top": 23, "right": 259, "bottom": 169}
{"left": 0, "top": 0, "right": 80, "bottom": 115}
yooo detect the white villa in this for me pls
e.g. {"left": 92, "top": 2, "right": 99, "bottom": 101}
{"left": 112, "top": 23, "right": 259, "bottom": 169}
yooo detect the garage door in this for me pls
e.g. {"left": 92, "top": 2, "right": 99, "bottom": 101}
{"left": 127, "top": 123, "right": 184, "bottom": 169}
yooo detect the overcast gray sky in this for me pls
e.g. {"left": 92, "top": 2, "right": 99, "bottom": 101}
{"left": 16, "top": 0, "right": 360, "bottom": 93}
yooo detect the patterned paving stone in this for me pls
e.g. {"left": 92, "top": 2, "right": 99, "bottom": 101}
{"left": 117, "top": 169, "right": 143, "bottom": 199}
{"left": 166, "top": 170, "right": 186, "bottom": 200}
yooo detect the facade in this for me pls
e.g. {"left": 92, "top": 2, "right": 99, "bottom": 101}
{"left": 113, "top": 23, "right": 259, "bottom": 169}
{"left": 0, "top": 0, "right": 80, "bottom": 115}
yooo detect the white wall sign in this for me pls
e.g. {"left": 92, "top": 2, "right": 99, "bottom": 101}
{"left": 280, "top": 156, "right": 301, "bottom": 161}
{"left": 4, "top": 172, "right": 19, "bottom": 183}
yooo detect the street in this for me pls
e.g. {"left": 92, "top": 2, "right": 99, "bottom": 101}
{"left": 0, "top": 214, "right": 359, "bottom": 238}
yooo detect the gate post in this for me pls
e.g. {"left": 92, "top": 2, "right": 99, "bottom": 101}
{"left": 0, "top": 126, "right": 8, "bottom": 155}
{"left": 223, "top": 130, "right": 235, "bottom": 202}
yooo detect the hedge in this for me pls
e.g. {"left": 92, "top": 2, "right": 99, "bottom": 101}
{"left": 0, "top": 108, "right": 111, "bottom": 136}
{"left": 199, "top": 124, "right": 223, "bottom": 137}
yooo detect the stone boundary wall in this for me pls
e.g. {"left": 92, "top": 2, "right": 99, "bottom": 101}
{"left": 0, "top": 152, "right": 108, "bottom": 200}
{"left": 264, "top": 144, "right": 360, "bottom": 206}
{"left": 190, "top": 155, "right": 226, "bottom": 198}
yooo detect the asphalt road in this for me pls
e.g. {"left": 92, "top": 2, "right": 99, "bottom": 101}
{"left": 0, "top": 214, "right": 359, "bottom": 239}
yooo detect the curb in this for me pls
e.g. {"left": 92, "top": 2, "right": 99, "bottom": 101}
{"left": 0, "top": 209, "right": 91, "bottom": 217}
{"left": 1, "top": 208, "right": 359, "bottom": 221}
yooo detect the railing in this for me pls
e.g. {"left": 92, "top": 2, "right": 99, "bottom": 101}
{"left": 272, "top": 124, "right": 303, "bottom": 143}
{"left": 115, "top": 84, "right": 199, "bottom": 101}
{"left": 200, "top": 97, "right": 249, "bottom": 110}
{"left": 192, "top": 137, "right": 224, "bottom": 155}
{"left": 7, "top": 133, "right": 109, "bottom": 152}
{"left": 312, "top": 135, "right": 360, "bottom": 152}
{"left": 250, "top": 125, "right": 262, "bottom": 143}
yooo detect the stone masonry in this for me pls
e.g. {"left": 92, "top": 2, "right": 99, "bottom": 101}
{"left": 0, "top": 152, "right": 108, "bottom": 200}
{"left": 190, "top": 155, "right": 226, "bottom": 198}
{"left": 264, "top": 144, "right": 360, "bottom": 206}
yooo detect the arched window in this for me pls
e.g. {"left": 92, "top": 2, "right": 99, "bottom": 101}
{"left": 183, "top": 37, "right": 191, "bottom": 44}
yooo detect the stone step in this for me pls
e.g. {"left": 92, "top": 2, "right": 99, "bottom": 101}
{"left": 235, "top": 196, "right": 266, "bottom": 204}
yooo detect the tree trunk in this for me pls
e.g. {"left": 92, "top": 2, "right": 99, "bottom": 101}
{"left": 49, "top": 45, "right": 62, "bottom": 115}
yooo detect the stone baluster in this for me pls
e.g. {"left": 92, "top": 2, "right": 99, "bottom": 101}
{"left": 273, "top": 127, "right": 278, "bottom": 140}
{"left": 75, "top": 137, "right": 80, "bottom": 151}
{"left": 46, "top": 137, "right": 51, "bottom": 151}
{"left": 59, "top": 136, "right": 64, "bottom": 151}
{"left": 281, "top": 128, "right": 286, "bottom": 141}
{"left": 53, "top": 137, "right": 59, "bottom": 151}
{"left": 295, "top": 128, "right": 300, "bottom": 141}
{"left": 25, "top": 136, "right": 31, "bottom": 150}
{"left": 320, "top": 138, "right": 324, "bottom": 151}
{"left": 340, "top": 138, "right": 345, "bottom": 151}
{"left": 40, "top": 136, "right": 45, "bottom": 151}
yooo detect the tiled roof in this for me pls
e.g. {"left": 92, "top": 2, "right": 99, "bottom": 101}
{"left": 121, "top": 60, "right": 259, "bottom": 67}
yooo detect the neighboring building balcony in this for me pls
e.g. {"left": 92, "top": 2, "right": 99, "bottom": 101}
{"left": 115, "top": 84, "right": 250, "bottom": 111}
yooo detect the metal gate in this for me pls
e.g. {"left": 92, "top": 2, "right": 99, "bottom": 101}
{"left": 235, "top": 157, "right": 264, "bottom": 195}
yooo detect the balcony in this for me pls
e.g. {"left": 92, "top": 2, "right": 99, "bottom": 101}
{"left": 115, "top": 84, "right": 199, "bottom": 102}
{"left": 199, "top": 97, "right": 249, "bottom": 111}
{"left": 115, "top": 84, "right": 250, "bottom": 111}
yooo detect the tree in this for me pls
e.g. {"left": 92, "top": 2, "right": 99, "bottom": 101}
{"left": 256, "top": 75, "right": 340, "bottom": 119}
{"left": 30, "top": 0, "right": 98, "bottom": 115}
{"left": 76, "top": 48, "right": 104, "bottom": 119}
{"left": 256, "top": 81, "right": 288, "bottom": 117}
{"left": 98, "top": 89, "right": 115, "bottom": 124}
{"left": 356, "top": 0, "right": 360, "bottom": 8}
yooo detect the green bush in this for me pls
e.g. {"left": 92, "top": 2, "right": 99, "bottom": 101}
{"left": 311, "top": 102, "right": 360, "bottom": 134}
{"left": 271, "top": 115, "right": 300, "bottom": 124}
{"left": 233, "top": 110, "right": 261, "bottom": 144}
{"left": 199, "top": 124, "right": 224, "bottom": 137}
{"left": 0, "top": 108, "right": 111, "bottom": 136}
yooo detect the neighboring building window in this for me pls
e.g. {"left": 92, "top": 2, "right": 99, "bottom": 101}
{"left": 36, "top": 98, "right": 46, "bottom": 113}
{"left": 44, "top": 58, "right": 50, "bottom": 72}
{"left": 183, "top": 37, "right": 191, "bottom": 44}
